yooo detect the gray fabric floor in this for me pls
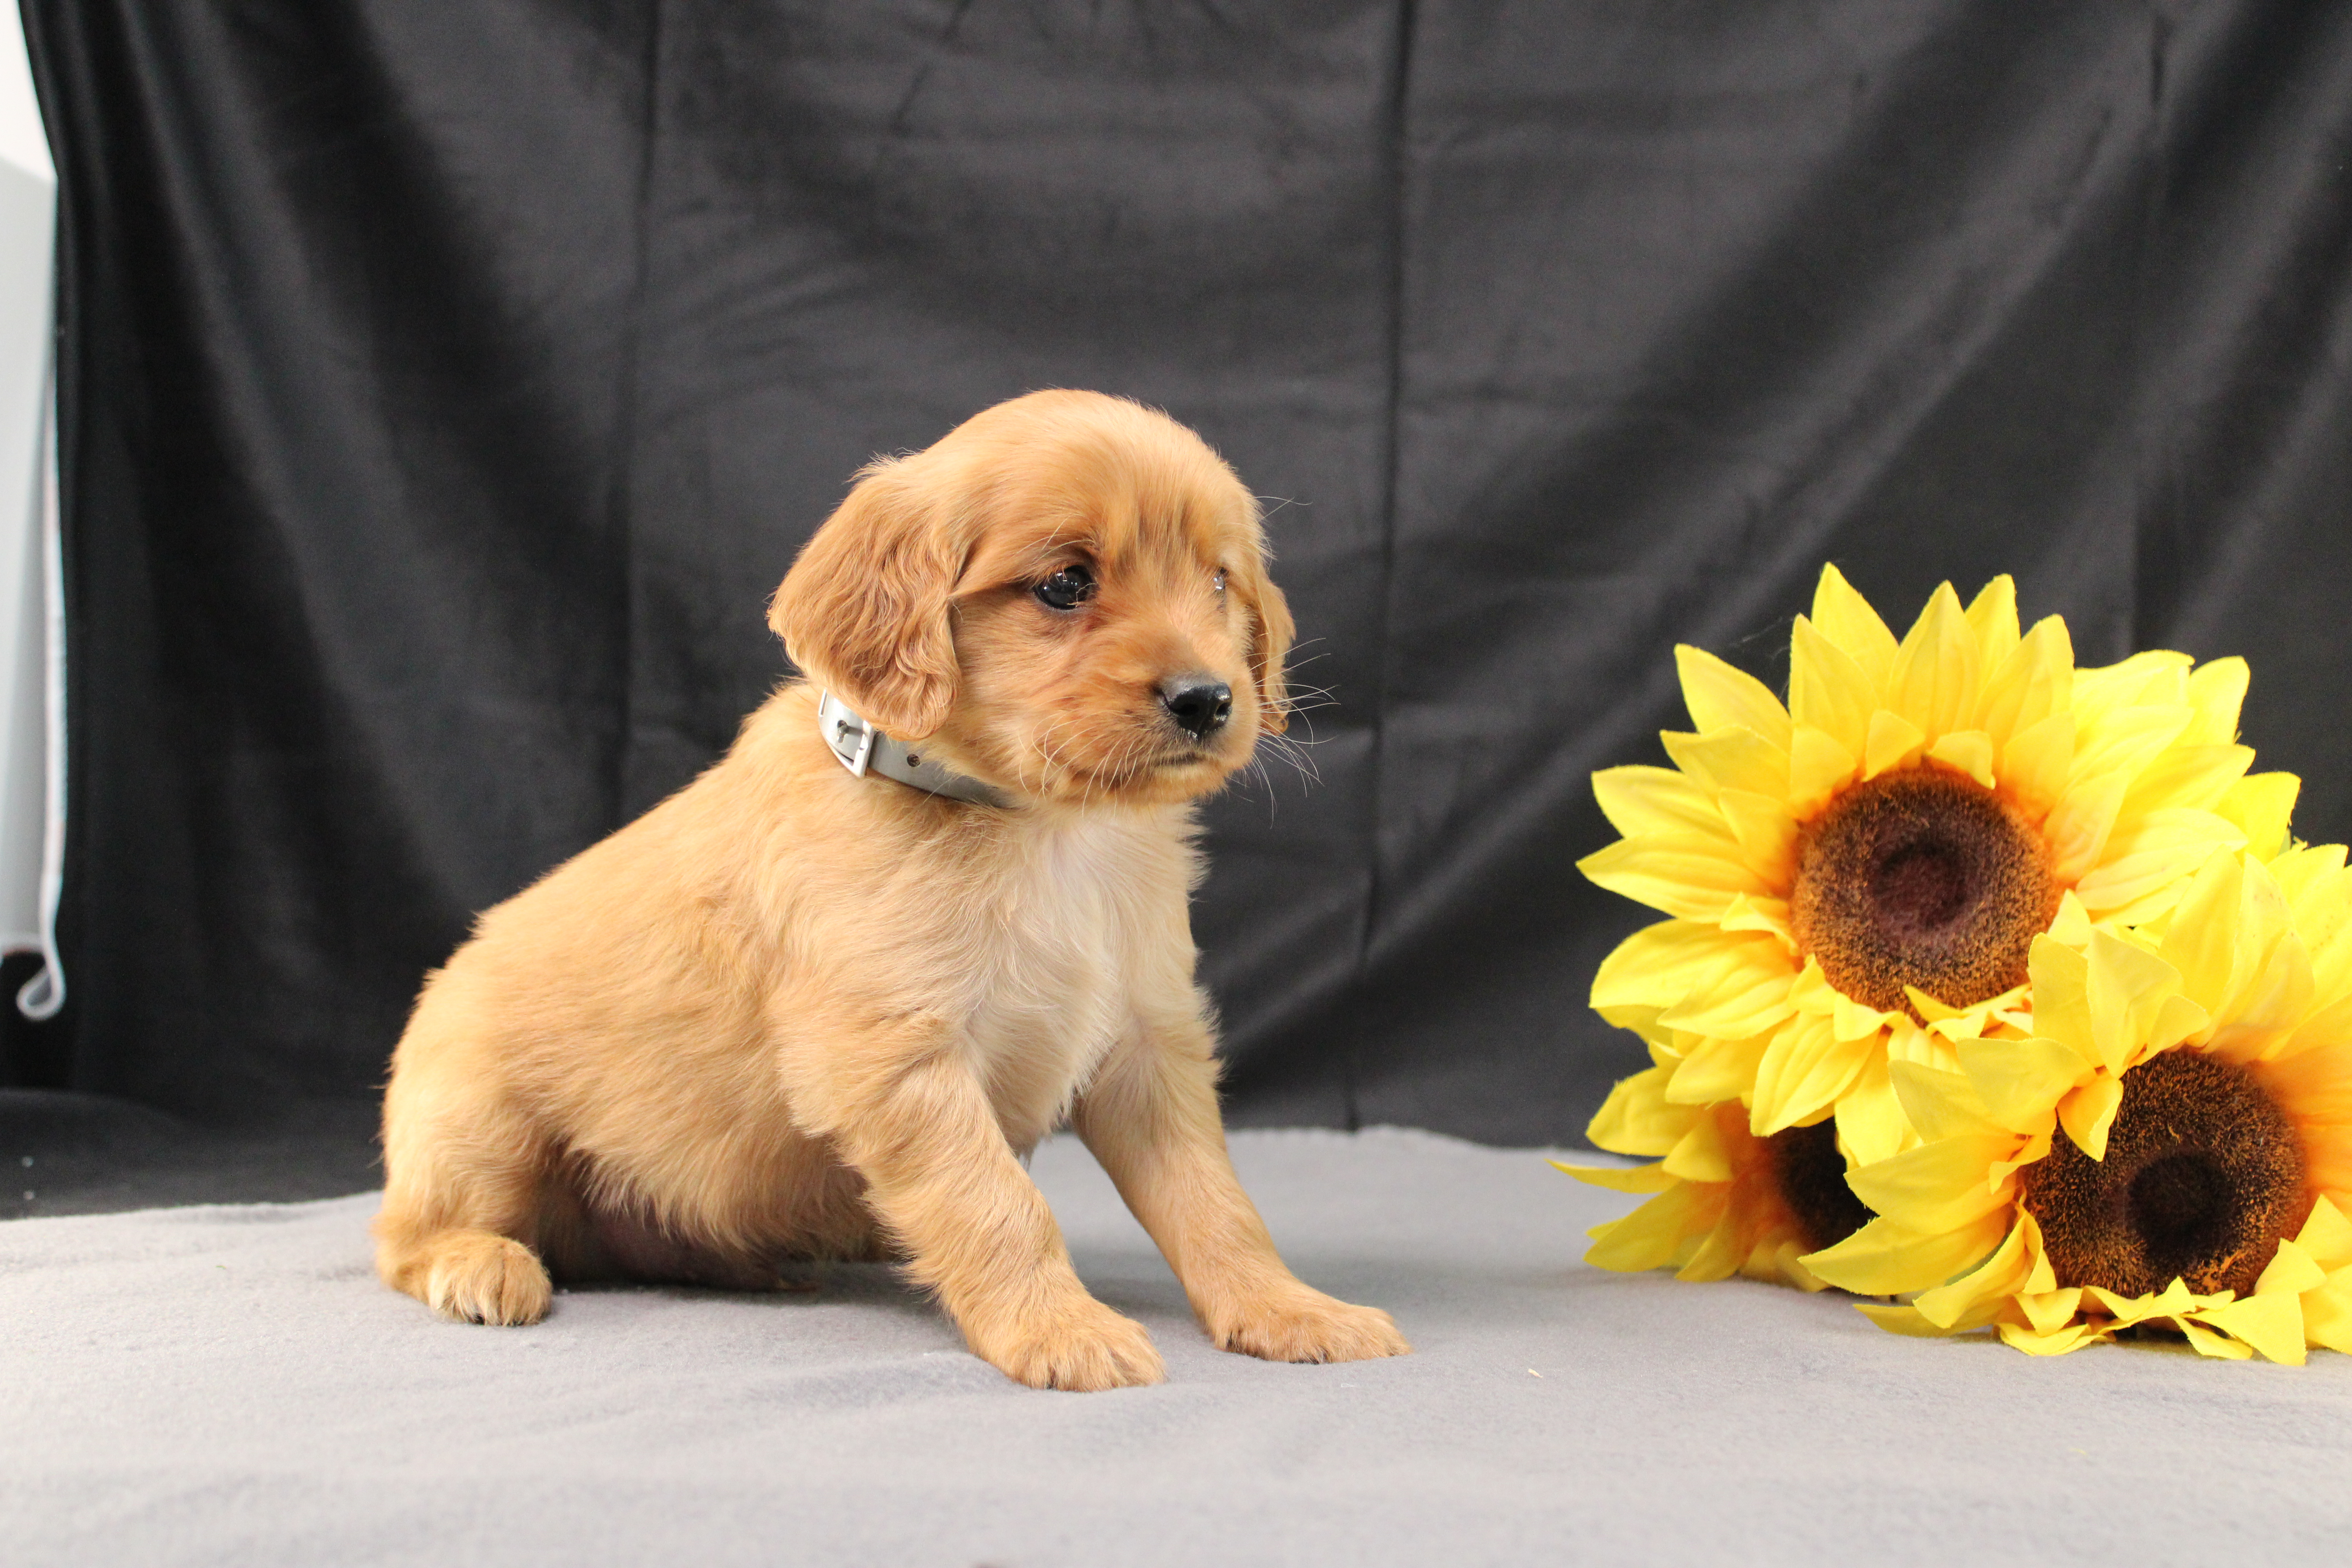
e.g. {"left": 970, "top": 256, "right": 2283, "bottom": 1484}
{"left": 6, "top": 1127, "right": 2350, "bottom": 1566}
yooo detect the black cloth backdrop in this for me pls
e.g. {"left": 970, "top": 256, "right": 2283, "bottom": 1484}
{"left": 9, "top": 1, "right": 2350, "bottom": 1144}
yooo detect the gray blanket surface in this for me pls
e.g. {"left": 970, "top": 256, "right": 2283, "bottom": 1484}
{"left": 6, "top": 1128, "right": 2348, "bottom": 1566}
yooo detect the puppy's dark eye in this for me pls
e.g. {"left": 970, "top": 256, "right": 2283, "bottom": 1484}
{"left": 1212, "top": 570, "right": 1227, "bottom": 594}
{"left": 1034, "top": 564, "right": 1097, "bottom": 611}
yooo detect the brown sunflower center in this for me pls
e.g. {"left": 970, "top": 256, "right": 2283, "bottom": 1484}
{"left": 2018, "top": 1049, "right": 2309, "bottom": 1299}
{"left": 1769, "top": 1120, "right": 1875, "bottom": 1253}
{"left": 1789, "top": 767, "right": 2057, "bottom": 1017}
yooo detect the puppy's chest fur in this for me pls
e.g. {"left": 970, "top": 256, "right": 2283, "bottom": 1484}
{"left": 942, "top": 813, "right": 1188, "bottom": 1143}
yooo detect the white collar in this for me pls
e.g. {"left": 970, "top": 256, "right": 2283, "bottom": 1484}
{"left": 816, "top": 691, "right": 1011, "bottom": 808}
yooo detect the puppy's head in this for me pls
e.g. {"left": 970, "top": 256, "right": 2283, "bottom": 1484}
{"left": 769, "top": 390, "right": 1293, "bottom": 808}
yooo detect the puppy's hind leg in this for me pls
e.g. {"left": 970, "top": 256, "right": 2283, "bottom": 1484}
{"left": 373, "top": 1010, "right": 556, "bottom": 1327}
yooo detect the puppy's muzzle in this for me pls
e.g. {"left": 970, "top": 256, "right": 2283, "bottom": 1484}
{"left": 1159, "top": 675, "right": 1233, "bottom": 741}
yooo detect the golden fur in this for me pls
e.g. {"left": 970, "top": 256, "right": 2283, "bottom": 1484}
{"left": 374, "top": 390, "right": 1409, "bottom": 1390}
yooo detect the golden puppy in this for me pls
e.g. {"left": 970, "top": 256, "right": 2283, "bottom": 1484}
{"left": 374, "top": 389, "right": 1409, "bottom": 1390}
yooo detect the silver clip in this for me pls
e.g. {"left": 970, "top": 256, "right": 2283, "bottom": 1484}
{"left": 819, "top": 691, "right": 878, "bottom": 778}
{"left": 840, "top": 715, "right": 875, "bottom": 777}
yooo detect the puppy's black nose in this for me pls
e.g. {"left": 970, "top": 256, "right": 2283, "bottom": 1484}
{"left": 1160, "top": 677, "right": 1233, "bottom": 740}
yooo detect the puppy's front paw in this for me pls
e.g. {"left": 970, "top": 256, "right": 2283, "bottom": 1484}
{"left": 1207, "top": 1285, "right": 1410, "bottom": 1365}
{"left": 422, "top": 1232, "right": 553, "bottom": 1326}
{"left": 976, "top": 1298, "right": 1166, "bottom": 1392}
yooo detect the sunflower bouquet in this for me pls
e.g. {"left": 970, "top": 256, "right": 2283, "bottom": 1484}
{"left": 1561, "top": 565, "right": 2346, "bottom": 1362}
{"left": 1805, "top": 848, "right": 2352, "bottom": 1361}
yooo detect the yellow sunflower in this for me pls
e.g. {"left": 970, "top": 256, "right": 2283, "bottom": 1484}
{"left": 1567, "top": 566, "right": 2289, "bottom": 1271}
{"left": 1804, "top": 845, "right": 2352, "bottom": 1362}
{"left": 1553, "top": 1052, "right": 1867, "bottom": 1289}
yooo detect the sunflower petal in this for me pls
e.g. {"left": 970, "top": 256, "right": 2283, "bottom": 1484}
{"left": 2045, "top": 774, "right": 2129, "bottom": 885}
{"left": 1661, "top": 727, "right": 1789, "bottom": 799}
{"left": 1655, "top": 936, "right": 1799, "bottom": 1038}
{"left": 1926, "top": 728, "right": 1997, "bottom": 788}
{"left": 2303, "top": 1270, "right": 2352, "bottom": 1353}
{"left": 1751, "top": 1015, "right": 1870, "bottom": 1135}
{"left": 1835, "top": 1053, "right": 1912, "bottom": 1167}
{"left": 2175, "top": 1315, "right": 2258, "bottom": 1359}
{"left": 2075, "top": 809, "right": 2249, "bottom": 920}
{"left": 2084, "top": 931, "right": 2195, "bottom": 1074}
{"left": 1578, "top": 835, "right": 1767, "bottom": 920}
{"left": 2258, "top": 1236, "right": 2328, "bottom": 1298}
{"left": 2048, "top": 890, "right": 2093, "bottom": 948}
{"left": 2024, "top": 935, "right": 2096, "bottom": 1062}
{"left": 1675, "top": 645, "right": 1793, "bottom": 749}
{"left": 1846, "top": 1133, "right": 2019, "bottom": 1233}
{"left": 1675, "top": 1218, "right": 1748, "bottom": 1283}
{"left": 1913, "top": 1216, "right": 2041, "bottom": 1330}
{"left": 1888, "top": 581, "right": 1979, "bottom": 741}
{"left": 1595, "top": 1004, "right": 1672, "bottom": 1047}
{"left": 1907, "top": 987, "right": 1974, "bottom": 1027}
{"left": 1990, "top": 1128, "right": 2055, "bottom": 1186}
{"left": 1857, "top": 1301, "right": 1960, "bottom": 1337}
{"left": 1831, "top": 991, "right": 1898, "bottom": 1044}
{"left": 1964, "top": 575, "right": 2021, "bottom": 674}
{"left": 2057, "top": 1074, "right": 2125, "bottom": 1161}
{"left": 2274, "top": 842, "right": 2350, "bottom": 923}
{"left": 2155, "top": 993, "right": 2217, "bottom": 1056}
{"left": 1791, "top": 616, "right": 1880, "bottom": 755}
{"left": 1888, "top": 1059, "right": 2002, "bottom": 1140}
{"left": 2017, "top": 1285, "right": 2087, "bottom": 1335}
{"left": 2220, "top": 772, "right": 2302, "bottom": 864}
{"left": 1863, "top": 709, "right": 1926, "bottom": 779}
{"left": 1999, "top": 1319, "right": 2109, "bottom": 1356}
{"left": 1810, "top": 564, "right": 1899, "bottom": 690}
{"left": 1716, "top": 789, "right": 1798, "bottom": 884}
{"left": 1976, "top": 615, "right": 2074, "bottom": 748}
{"left": 1664, "top": 1031, "right": 1772, "bottom": 1106}
{"left": 2158, "top": 849, "right": 2286, "bottom": 1021}
{"left": 1804, "top": 1212, "right": 2008, "bottom": 1296}
{"left": 2183, "top": 655, "right": 2250, "bottom": 747}
{"left": 2073, "top": 650, "right": 2192, "bottom": 718}
{"left": 1592, "top": 765, "right": 1732, "bottom": 840}
{"left": 1584, "top": 1182, "right": 1723, "bottom": 1273}
{"left": 1592, "top": 920, "right": 1737, "bottom": 1011}
{"left": 1788, "top": 724, "right": 1859, "bottom": 817}
{"left": 1765, "top": 1239, "right": 1837, "bottom": 1292}
{"left": 1719, "top": 892, "right": 1796, "bottom": 945}
{"left": 2253, "top": 1041, "right": 2352, "bottom": 1191}
{"left": 2120, "top": 743, "right": 2254, "bottom": 819}
{"left": 1585, "top": 1065, "right": 1690, "bottom": 1156}
{"left": 2295, "top": 1193, "right": 2352, "bottom": 1270}
{"left": 1958, "top": 1036, "right": 2087, "bottom": 1133}
{"left": 2001, "top": 712, "right": 2076, "bottom": 820}
{"left": 1550, "top": 1159, "right": 1679, "bottom": 1193}
{"left": 2085, "top": 1285, "right": 2165, "bottom": 1323}
{"left": 2069, "top": 701, "right": 2195, "bottom": 796}
{"left": 1662, "top": 1113, "right": 1736, "bottom": 1183}
{"left": 2276, "top": 1018, "right": 2352, "bottom": 1112}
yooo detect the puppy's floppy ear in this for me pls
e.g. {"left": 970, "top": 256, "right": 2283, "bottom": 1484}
{"left": 1231, "top": 547, "right": 1296, "bottom": 735}
{"left": 768, "top": 458, "right": 965, "bottom": 740}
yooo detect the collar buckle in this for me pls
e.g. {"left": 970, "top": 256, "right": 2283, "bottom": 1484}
{"left": 821, "top": 693, "right": 878, "bottom": 778}
{"left": 816, "top": 690, "right": 1010, "bottom": 809}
